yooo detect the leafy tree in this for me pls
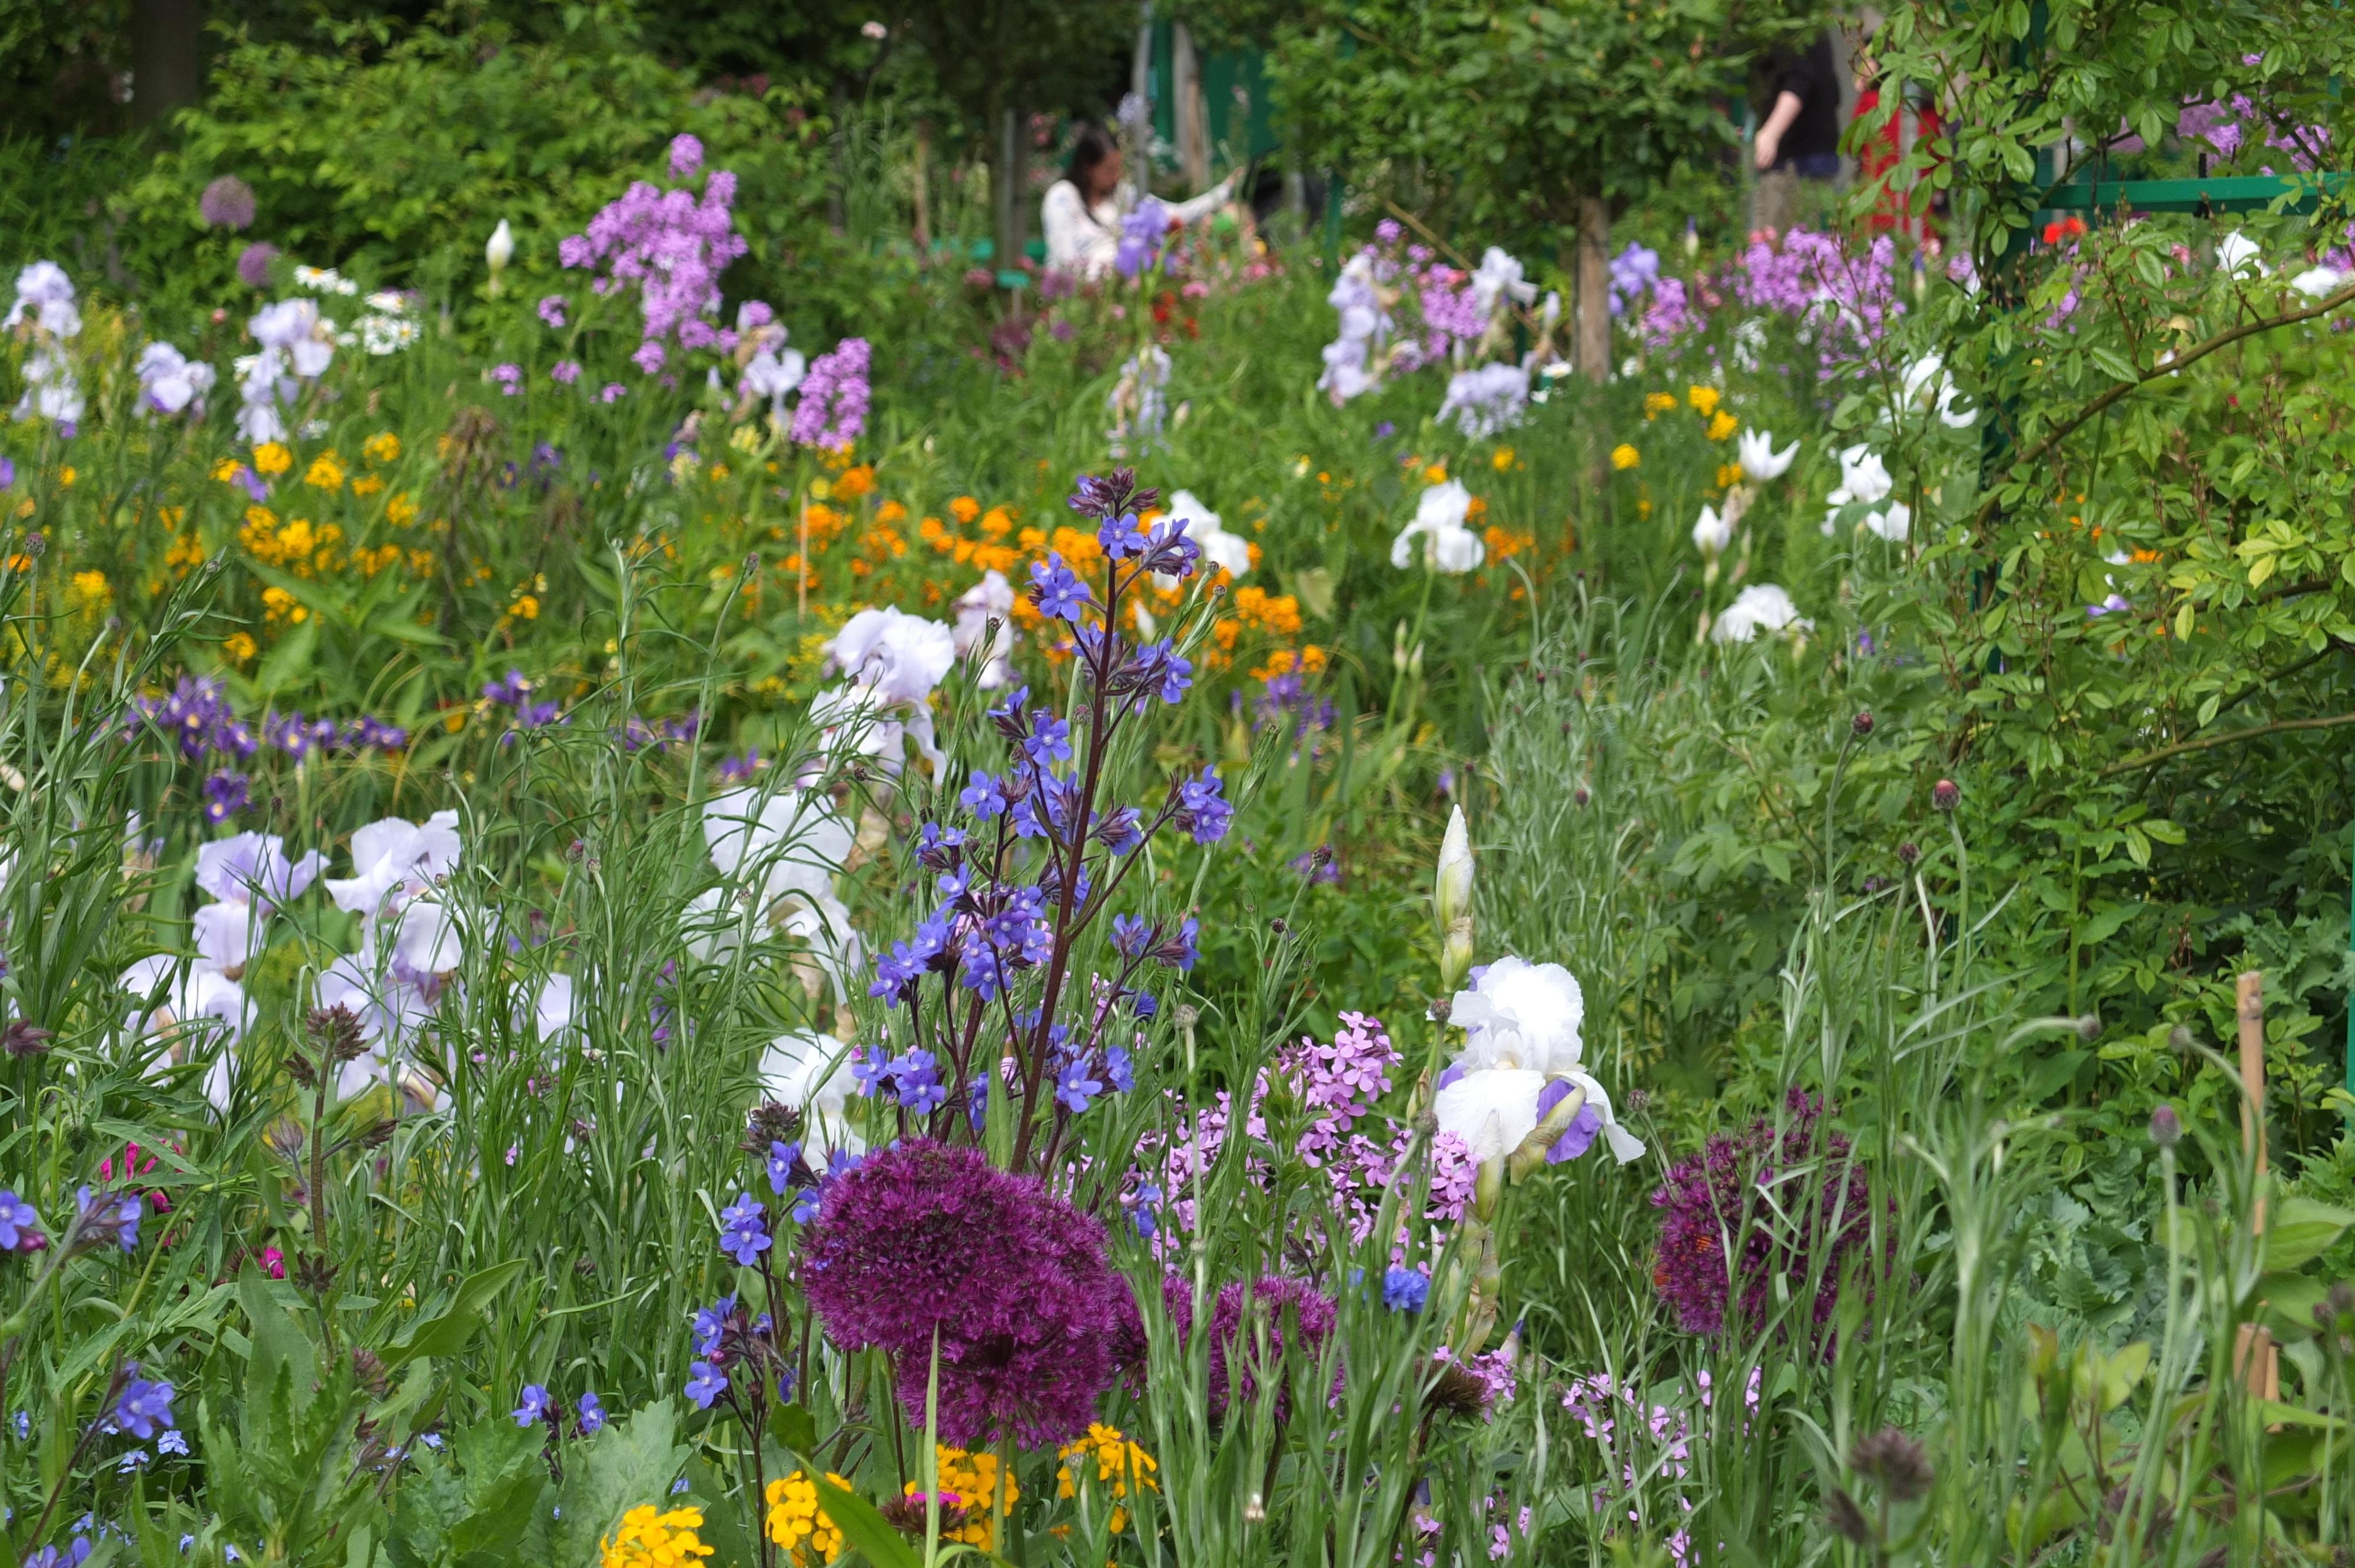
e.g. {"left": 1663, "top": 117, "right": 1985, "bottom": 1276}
{"left": 1271, "top": 0, "right": 1817, "bottom": 377}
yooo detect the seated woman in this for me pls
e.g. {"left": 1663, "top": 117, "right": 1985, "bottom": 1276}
{"left": 1041, "top": 123, "right": 1235, "bottom": 278}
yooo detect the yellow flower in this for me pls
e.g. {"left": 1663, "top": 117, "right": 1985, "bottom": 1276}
{"left": 211, "top": 458, "right": 246, "bottom": 483}
{"left": 1609, "top": 444, "right": 1640, "bottom": 471}
{"left": 600, "top": 1504, "right": 715, "bottom": 1568}
{"left": 510, "top": 594, "right": 540, "bottom": 620}
{"left": 764, "top": 1473, "right": 848, "bottom": 1565}
{"left": 949, "top": 496, "right": 981, "bottom": 524}
{"left": 304, "top": 451, "right": 346, "bottom": 490}
{"left": 362, "top": 431, "right": 401, "bottom": 464}
{"left": 1686, "top": 384, "right": 1720, "bottom": 418}
{"left": 351, "top": 473, "right": 386, "bottom": 496}
{"left": 1642, "top": 392, "right": 1677, "bottom": 419}
{"left": 252, "top": 443, "right": 293, "bottom": 477}
{"left": 261, "top": 585, "right": 308, "bottom": 623}
{"left": 223, "top": 632, "right": 258, "bottom": 662}
{"left": 1706, "top": 409, "right": 1739, "bottom": 441}
{"left": 58, "top": 467, "right": 77, "bottom": 487}
{"left": 1716, "top": 463, "right": 1743, "bottom": 489}
{"left": 1490, "top": 447, "right": 1516, "bottom": 472}
{"left": 386, "top": 493, "right": 418, "bottom": 526}
{"left": 69, "top": 570, "right": 109, "bottom": 604}
{"left": 916, "top": 1447, "right": 1019, "bottom": 1549}
{"left": 1056, "top": 1424, "right": 1159, "bottom": 1534}
{"left": 1422, "top": 462, "right": 1448, "bottom": 484}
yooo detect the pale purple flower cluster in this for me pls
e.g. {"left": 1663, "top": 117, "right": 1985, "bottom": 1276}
{"left": 125, "top": 679, "right": 407, "bottom": 766}
{"left": 198, "top": 176, "right": 257, "bottom": 231}
{"left": 557, "top": 140, "right": 752, "bottom": 367}
{"left": 788, "top": 337, "right": 871, "bottom": 450}
{"left": 1115, "top": 197, "right": 1170, "bottom": 280}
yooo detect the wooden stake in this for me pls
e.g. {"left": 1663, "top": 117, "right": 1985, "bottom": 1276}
{"left": 2236, "top": 969, "right": 2279, "bottom": 1401}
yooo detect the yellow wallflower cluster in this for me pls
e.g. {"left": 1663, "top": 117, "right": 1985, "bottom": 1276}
{"left": 68, "top": 570, "right": 110, "bottom": 608}
{"left": 765, "top": 1471, "right": 849, "bottom": 1565}
{"left": 1610, "top": 444, "right": 1640, "bottom": 470}
{"left": 239, "top": 507, "right": 344, "bottom": 576}
{"left": 1642, "top": 392, "right": 1679, "bottom": 420}
{"left": 917, "top": 1446, "right": 1019, "bottom": 1550}
{"left": 223, "top": 632, "right": 258, "bottom": 662}
{"left": 1056, "top": 1423, "right": 1159, "bottom": 1534}
{"left": 251, "top": 442, "right": 293, "bottom": 478}
{"left": 1706, "top": 409, "right": 1739, "bottom": 441}
{"left": 1686, "top": 384, "right": 1720, "bottom": 418}
{"left": 304, "top": 451, "right": 346, "bottom": 490}
{"left": 363, "top": 431, "right": 402, "bottom": 464}
{"left": 599, "top": 1504, "right": 714, "bottom": 1568}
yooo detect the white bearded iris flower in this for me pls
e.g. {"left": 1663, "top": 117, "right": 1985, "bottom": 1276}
{"left": 688, "top": 786, "right": 861, "bottom": 996}
{"left": 1434, "top": 957, "right": 1644, "bottom": 1165}
{"left": 1391, "top": 480, "right": 1486, "bottom": 574}
{"left": 1710, "top": 584, "right": 1812, "bottom": 644}
{"left": 759, "top": 1030, "right": 867, "bottom": 1159}
{"left": 1736, "top": 428, "right": 1799, "bottom": 483}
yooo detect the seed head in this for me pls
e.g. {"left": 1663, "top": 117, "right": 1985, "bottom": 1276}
{"left": 2148, "top": 1105, "right": 2181, "bottom": 1147}
{"left": 1851, "top": 1425, "right": 1933, "bottom": 1501}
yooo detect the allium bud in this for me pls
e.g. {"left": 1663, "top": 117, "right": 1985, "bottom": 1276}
{"left": 1574, "top": 785, "right": 1590, "bottom": 808}
{"left": 1851, "top": 1426, "right": 1933, "bottom": 1502}
{"left": 2149, "top": 1105, "right": 2181, "bottom": 1147}
{"left": 1931, "top": 778, "right": 1959, "bottom": 812}
{"left": 1852, "top": 710, "right": 1875, "bottom": 737}
{"left": 1898, "top": 841, "right": 1920, "bottom": 865}
{"left": 2076, "top": 1012, "right": 2102, "bottom": 1041}
{"left": 1825, "top": 1488, "right": 1872, "bottom": 1546}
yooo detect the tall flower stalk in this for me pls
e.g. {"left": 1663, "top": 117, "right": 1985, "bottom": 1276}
{"left": 862, "top": 466, "right": 1223, "bottom": 1175}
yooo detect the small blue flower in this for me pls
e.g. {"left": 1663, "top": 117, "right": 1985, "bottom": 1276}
{"left": 0, "top": 1191, "right": 39, "bottom": 1251}
{"left": 113, "top": 1374, "right": 174, "bottom": 1440}
{"left": 685, "top": 1361, "right": 727, "bottom": 1410}
{"left": 577, "top": 1391, "right": 607, "bottom": 1435}
{"left": 1056, "top": 1057, "right": 1105, "bottom": 1115}
{"left": 717, "top": 1192, "right": 771, "bottom": 1267}
{"left": 1110, "top": 913, "right": 1153, "bottom": 958}
{"left": 1026, "top": 713, "right": 1074, "bottom": 765}
{"left": 1174, "top": 769, "right": 1233, "bottom": 845}
{"left": 694, "top": 1295, "right": 735, "bottom": 1356}
{"left": 157, "top": 1428, "right": 188, "bottom": 1457}
{"left": 1028, "top": 553, "right": 1093, "bottom": 622}
{"left": 1132, "top": 991, "right": 1159, "bottom": 1018}
{"left": 766, "top": 1141, "right": 802, "bottom": 1196}
{"left": 671, "top": 1477, "right": 692, "bottom": 1496}
{"left": 777, "top": 1370, "right": 798, "bottom": 1404}
{"left": 1381, "top": 1267, "right": 1431, "bottom": 1314}
{"left": 512, "top": 1384, "right": 550, "bottom": 1427}
{"left": 1098, "top": 511, "right": 1145, "bottom": 559}
{"left": 959, "top": 771, "right": 1007, "bottom": 819}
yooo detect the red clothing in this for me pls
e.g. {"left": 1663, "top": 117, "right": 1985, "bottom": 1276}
{"left": 1854, "top": 87, "right": 1942, "bottom": 234}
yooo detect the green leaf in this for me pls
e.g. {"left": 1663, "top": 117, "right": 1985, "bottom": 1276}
{"left": 553, "top": 1401, "right": 689, "bottom": 1568}
{"left": 2262, "top": 1197, "right": 2355, "bottom": 1273}
{"left": 239, "top": 1266, "right": 319, "bottom": 1417}
{"left": 811, "top": 1476, "right": 924, "bottom": 1568}
{"left": 386, "top": 1260, "right": 529, "bottom": 1366}
{"left": 771, "top": 1402, "right": 818, "bottom": 1457}
{"left": 257, "top": 616, "right": 320, "bottom": 695}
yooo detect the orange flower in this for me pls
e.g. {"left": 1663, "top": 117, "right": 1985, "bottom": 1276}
{"left": 950, "top": 496, "right": 981, "bottom": 524}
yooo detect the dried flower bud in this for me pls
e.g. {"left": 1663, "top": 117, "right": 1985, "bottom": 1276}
{"left": 357, "top": 1118, "right": 397, "bottom": 1151}
{"left": 2, "top": 1022, "right": 53, "bottom": 1057}
{"left": 2168, "top": 1024, "right": 2194, "bottom": 1054}
{"left": 1851, "top": 1426, "right": 1933, "bottom": 1502}
{"left": 283, "top": 1050, "right": 320, "bottom": 1090}
{"left": 2149, "top": 1105, "right": 2181, "bottom": 1147}
{"left": 1931, "top": 778, "right": 1959, "bottom": 812}
{"left": 1427, "top": 995, "right": 1452, "bottom": 1026}
{"left": 744, "top": 1099, "right": 805, "bottom": 1154}
{"left": 1851, "top": 710, "right": 1875, "bottom": 737}
{"left": 351, "top": 1347, "right": 390, "bottom": 1397}
{"left": 306, "top": 1005, "right": 368, "bottom": 1065}
{"left": 1824, "top": 1487, "right": 1873, "bottom": 1547}
{"left": 295, "top": 1253, "right": 339, "bottom": 1295}
{"left": 1420, "top": 1359, "right": 1492, "bottom": 1420}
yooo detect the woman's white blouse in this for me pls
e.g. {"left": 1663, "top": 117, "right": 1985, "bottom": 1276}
{"left": 1040, "top": 177, "right": 1236, "bottom": 277}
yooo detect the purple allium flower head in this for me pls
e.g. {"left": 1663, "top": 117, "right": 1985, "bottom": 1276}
{"left": 0, "top": 1191, "right": 41, "bottom": 1252}
{"left": 113, "top": 1373, "right": 174, "bottom": 1440}
{"left": 790, "top": 337, "right": 871, "bottom": 450}
{"left": 538, "top": 295, "right": 568, "bottom": 329}
{"left": 801, "top": 1140, "right": 1135, "bottom": 1447}
{"left": 236, "top": 243, "right": 279, "bottom": 289}
{"left": 1649, "top": 1089, "right": 1885, "bottom": 1344}
{"left": 1162, "top": 1274, "right": 1339, "bottom": 1418}
{"left": 199, "top": 176, "right": 257, "bottom": 231}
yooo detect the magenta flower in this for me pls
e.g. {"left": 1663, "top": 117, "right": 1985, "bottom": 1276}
{"left": 236, "top": 242, "right": 278, "bottom": 288}
{"left": 1649, "top": 1089, "right": 1885, "bottom": 1344}
{"left": 669, "top": 133, "right": 704, "bottom": 179}
{"left": 550, "top": 360, "right": 581, "bottom": 385}
{"left": 632, "top": 341, "right": 665, "bottom": 374}
{"left": 801, "top": 1140, "right": 1132, "bottom": 1447}
{"left": 491, "top": 363, "right": 522, "bottom": 396}
{"left": 600, "top": 383, "right": 626, "bottom": 403}
{"left": 538, "top": 295, "right": 567, "bottom": 328}
{"left": 789, "top": 337, "right": 871, "bottom": 450}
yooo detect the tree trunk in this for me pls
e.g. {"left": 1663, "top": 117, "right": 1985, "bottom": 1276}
{"left": 993, "top": 101, "right": 1032, "bottom": 291}
{"left": 129, "top": 0, "right": 203, "bottom": 127}
{"left": 1576, "top": 194, "right": 1611, "bottom": 384}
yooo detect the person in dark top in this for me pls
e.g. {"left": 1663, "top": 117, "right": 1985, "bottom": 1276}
{"left": 1752, "top": 32, "right": 1845, "bottom": 240}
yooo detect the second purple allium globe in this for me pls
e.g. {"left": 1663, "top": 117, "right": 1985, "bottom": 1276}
{"left": 801, "top": 1140, "right": 1134, "bottom": 1447}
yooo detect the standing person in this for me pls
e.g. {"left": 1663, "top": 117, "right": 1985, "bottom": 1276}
{"left": 1750, "top": 31, "right": 1845, "bottom": 242}
{"left": 1041, "top": 123, "right": 1235, "bottom": 278}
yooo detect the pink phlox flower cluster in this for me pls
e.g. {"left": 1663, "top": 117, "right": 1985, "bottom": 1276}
{"left": 1283, "top": 1009, "right": 1395, "bottom": 1167}
{"left": 558, "top": 147, "right": 748, "bottom": 363}
{"left": 1640, "top": 276, "right": 1697, "bottom": 351}
{"left": 1431, "top": 1343, "right": 1517, "bottom": 1408}
{"left": 790, "top": 337, "right": 871, "bottom": 450}
{"left": 1561, "top": 1372, "right": 1704, "bottom": 1564}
